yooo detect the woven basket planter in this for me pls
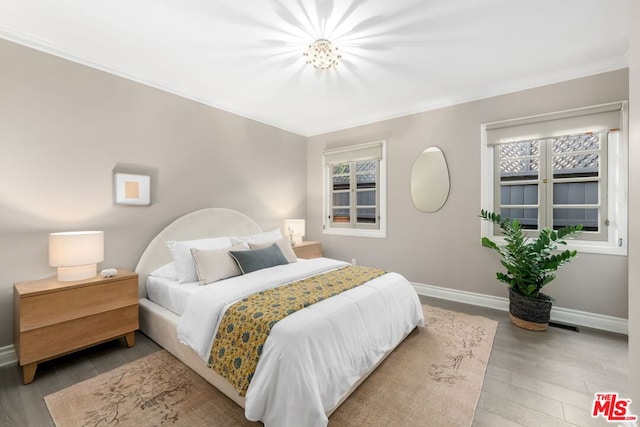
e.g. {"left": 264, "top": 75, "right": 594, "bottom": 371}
{"left": 508, "top": 288, "right": 553, "bottom": 331}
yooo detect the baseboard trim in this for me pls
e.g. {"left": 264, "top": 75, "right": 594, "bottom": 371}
{"left": 0, "top": 285, "right": 622, "bottom": 368}
{"left": 0, "top": 344, "right": 17, "bottom": 368}
{"left": 413, "top": 282, "right": 628, "bottom": 335}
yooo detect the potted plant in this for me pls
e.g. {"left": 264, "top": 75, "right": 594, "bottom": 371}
{"left": 479, "top": 209, "right": 583, "bottom": 331}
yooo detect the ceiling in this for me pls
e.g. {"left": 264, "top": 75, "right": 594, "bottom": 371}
{"left": 0, "top": 0, "right": 630, "bottom": 137}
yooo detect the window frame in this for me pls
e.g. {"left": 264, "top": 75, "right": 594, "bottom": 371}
{"left": 481, "top": 102, "right": 628, "bottom": 256}
{"left": 328, "top": 160, "right": 381, "bottom": 230}
{"left": 493, "top": 133, "right": 609, "bottom": 241}
{"left": 322, "top": 141, "right": 387, "bottom": 238}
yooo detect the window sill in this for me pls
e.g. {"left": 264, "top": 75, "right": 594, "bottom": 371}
{"left": 323, "top": 227, "right": 386, "bottom": 239}
{"left": 481, "top": 235, "right": 627, "bottom": 256}
{"left": 563, "top": 241, "right": 626, "bottom": 256}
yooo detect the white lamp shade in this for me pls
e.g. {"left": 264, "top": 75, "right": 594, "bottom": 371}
{"left": 49, "top": 231, "right": 104, "bottom": 281}
{"left": 284, "top": 219, "right": 305, "bottom": 245}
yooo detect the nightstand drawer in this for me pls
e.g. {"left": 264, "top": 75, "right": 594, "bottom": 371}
{"left": 19, "top": 305, "right": 138, "bottom": 364}
{"left": 19, "top": 277, "right": 138, "bottom": 332}
{"left": 14, "top": 269, "right": 139, "bottom": 383}
{"left": 293, "top": 241, "right": 323, "bottom": 259}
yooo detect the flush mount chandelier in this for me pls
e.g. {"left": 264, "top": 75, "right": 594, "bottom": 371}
{"left": 304, "top": 39, "right": 341, "bottom": 70}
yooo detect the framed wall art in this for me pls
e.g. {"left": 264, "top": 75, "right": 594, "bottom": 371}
{"left": 114, "top": 173, "right": 151, "bottom": 206}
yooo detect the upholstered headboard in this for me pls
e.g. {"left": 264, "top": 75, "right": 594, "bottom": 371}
{"left": 134, "top": 208, "right": 262, "bottom": 298}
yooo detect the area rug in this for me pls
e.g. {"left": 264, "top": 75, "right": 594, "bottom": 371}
{"left": 45, "top": 305, "right": 497, "bottom": 426}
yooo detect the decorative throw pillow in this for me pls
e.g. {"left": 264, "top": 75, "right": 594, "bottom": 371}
{"left": 249, "top": 237, "right": 297, "bottom": 263}
{"left": 229, "top": 243, "right": 288, "bottom": 274}
{"left": 149, "top": 261, "right": 179, "bottom": 281}
{"left": 230, "top": 229, "right": 283, "bottom": 246}
{"left": 166, "top": 237, "right": 233, "bottom": 284}
{"left": 190, "top": 243, "right": 248, "bottom": 285}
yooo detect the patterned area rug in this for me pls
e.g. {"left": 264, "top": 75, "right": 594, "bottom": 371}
{"left": 45, "top": 305, "right": 497, "bottom": 426}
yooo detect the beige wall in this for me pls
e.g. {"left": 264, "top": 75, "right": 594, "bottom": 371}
{"left": 0, "top": 34, "right": 632, "bottom": 356}
{"left": 307, "top": 69, "right": 629, "bottom": 319}
{"left": 0, "top": 39, "right": 307, "bottom": 347}
{"left": 628, "top": 0, "right": 639, "bottom": 407}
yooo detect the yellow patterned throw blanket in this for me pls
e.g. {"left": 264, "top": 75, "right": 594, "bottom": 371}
{"left": 208, "top": 265, "right": 387, "bottom": 396}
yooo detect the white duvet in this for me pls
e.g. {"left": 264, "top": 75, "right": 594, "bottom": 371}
{"left": 177, "top": 258, "right": 424, "bottom": 427}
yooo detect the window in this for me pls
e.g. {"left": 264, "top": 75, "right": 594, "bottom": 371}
{"left": 323, "top": 141, "right": 386, "bottom": 238}
{"left": 482, "top": 102, "right": 627, "bottom": 255}
{"left": 496, "top": 133, "right": 607, "bottom": 239}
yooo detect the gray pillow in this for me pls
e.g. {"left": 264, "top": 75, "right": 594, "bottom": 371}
{"left": 249, "top": 237, "right": 297, "bottom": 263}
{"left": 229, "top": 243, "right": 288, "bottom": 274}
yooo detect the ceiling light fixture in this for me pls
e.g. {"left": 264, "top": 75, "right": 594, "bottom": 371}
{"left": 304, "top": 39, "right": 341, "bottom": 70}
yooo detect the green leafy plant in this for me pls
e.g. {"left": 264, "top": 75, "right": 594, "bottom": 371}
{"left": 480, "top": 209, "right": 583, "bottom": 298}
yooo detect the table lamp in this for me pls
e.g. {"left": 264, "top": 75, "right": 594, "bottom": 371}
{"left": 49, "top": 231, "right": 104, "bottom": 281}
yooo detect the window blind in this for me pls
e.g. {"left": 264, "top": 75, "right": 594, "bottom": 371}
{"left": 486, "top": 102, "right": 623, "bottom": 146}
{"left": 323, "top": 141, "right": 383, "bottom": 165}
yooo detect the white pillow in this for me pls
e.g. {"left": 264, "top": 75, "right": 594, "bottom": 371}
{"left": 250, "top": 237, "right": 297, "bottom": 264}
{"left": 149, "top": 261, "right": 179, "bottom": 281}
{"left": 191, "top": 243, "right": 248, "bottom": 285}
{"left": 167, "top": 237, "right": 233, "bottom": 283}
{"left": 231, "top": 229, "right": 283, "bottom": 245}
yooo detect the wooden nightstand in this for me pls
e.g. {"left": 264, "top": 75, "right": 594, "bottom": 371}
{"left": 292, "top": 241, "right": 323, "bottom": 259}
{"left": 13, "top": 269, "right": 139, "bottom": 384}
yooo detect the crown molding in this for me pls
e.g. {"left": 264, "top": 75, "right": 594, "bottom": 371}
{"left": 0, "top": 26, "right": 308, "bottom": 137}
{"left": 305, "top": 57, "right": 629, "bottom": 136}
{"left": 0, "top": 25, "right": 629, "bottom": 138}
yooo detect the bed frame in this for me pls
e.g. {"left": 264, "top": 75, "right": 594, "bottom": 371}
{"left": 134, "top": 208, "right": 404, "bottom": 418}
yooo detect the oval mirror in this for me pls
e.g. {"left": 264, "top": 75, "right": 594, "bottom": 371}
{"left": 410, "top": 147, "right": 450, "bottom": 212}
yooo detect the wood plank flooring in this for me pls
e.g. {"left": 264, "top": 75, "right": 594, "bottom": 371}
{"left": 0, "top": 297, "right": 629, "bottom": 426}
{"left": 424, "top": 297, "right": 629, "bottom": 427}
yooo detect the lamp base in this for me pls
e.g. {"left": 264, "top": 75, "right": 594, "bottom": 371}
{"left": 57, "top": 264, "right": 98, "bottom": 282}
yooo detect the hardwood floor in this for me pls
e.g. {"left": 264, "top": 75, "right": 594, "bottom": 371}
{"left": 424, "top": 297, "right": 629, "bottom": 427}
{"left": 0, "top": 297, "right": 629, "bottom": 426}
{"left": 0, "top": 335, "right": 161, "bottom": 427}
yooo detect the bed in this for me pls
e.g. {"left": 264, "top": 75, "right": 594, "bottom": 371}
{"left": 135, "top": 208, "right": 424, "bottom": 427}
